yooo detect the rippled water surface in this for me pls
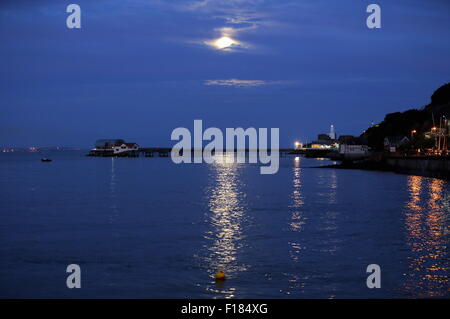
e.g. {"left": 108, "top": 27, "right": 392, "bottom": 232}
{"left": 0, "top": 152, "right": 449, "bottom": 298}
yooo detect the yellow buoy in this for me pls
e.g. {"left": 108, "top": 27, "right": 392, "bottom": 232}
{"left": 215, "top": 270, "right": 226, "bottom": 281}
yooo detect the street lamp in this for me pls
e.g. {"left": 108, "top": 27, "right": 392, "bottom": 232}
{"left": 409, "top": 130, "right": 417, "bottom": 155}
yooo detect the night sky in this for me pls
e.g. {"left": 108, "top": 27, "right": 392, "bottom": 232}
{"left": 1, "top": 0, "right": 449, "bottom": 148}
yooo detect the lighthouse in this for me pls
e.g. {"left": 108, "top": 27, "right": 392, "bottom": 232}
{"left": 329, "top": 125, "right": 336, "bottom": 140}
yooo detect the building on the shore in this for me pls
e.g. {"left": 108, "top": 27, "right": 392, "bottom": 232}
{"left": 384, "top": 136, "right": 410, "bottom": 152}
{"left": 95, "top": 139, "right": 124, "bottom": 149}
{"left": 309, "top": 125, "right": 339, "bottom": 149}
{"left": 338, "top": 136, "right": 369, "bottom": 159}
{"left": 310, "top": 133, "right": 338, "bottom": 149}
{"left": 88, "top": 139, "right": 139, "bottom": 156}
{"left": 113, "top": 142, "right": 139, "bottom": 155}
{"left": 339, "top": 144, "right": 370, "bottom": 157}
{"left": 304, "top": 125, "right": 340, "bottom": 149}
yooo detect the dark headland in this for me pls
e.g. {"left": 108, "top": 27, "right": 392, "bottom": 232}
{"left": 321, "top": 83, "right": 450, "bottom": 179}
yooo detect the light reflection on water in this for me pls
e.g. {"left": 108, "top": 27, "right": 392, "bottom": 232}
{"left": 286, "top": 156, "right": 307, "bottom": 295}
{"left": 404, "top": 175, "right": 450, "bottom": 297}
{"left": 109, "top": 157, "right": 119, "bottom": 224}
{"left": 203, "top": 153, "right": 249, "bottom": 298}
{"left": 315, "top": 169, "right": 340, "bottom": 255}
{"left": 288, "top": 156, "right": 304, "bottom": 255}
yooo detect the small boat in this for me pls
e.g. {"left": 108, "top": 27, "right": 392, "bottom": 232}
{"left": 41, "top": 158, "right": 52, "bottom": 162}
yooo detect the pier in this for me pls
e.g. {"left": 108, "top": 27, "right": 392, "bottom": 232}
{"left": 87, "top": 147, "right": 299, "bottom": 158}
{"left": 140, "top": 148, "right": 171, "bottom": 157}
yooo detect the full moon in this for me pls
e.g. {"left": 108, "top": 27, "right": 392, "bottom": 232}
{"left": 214, "top": 36, "right": 235, "bottom": 49}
